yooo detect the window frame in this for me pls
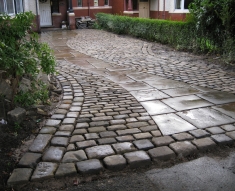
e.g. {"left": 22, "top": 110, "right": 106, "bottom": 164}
{"left": 94, "top": 0, "right": 98, "bottom": 7}
{"left": 104, "top": 0, "right": 108, "bottom": 6}
{"left": 175, "top": 0, "right": 193, "bottom": 10}
{"left": 77, "top": 0, "right": 82, "bottom": 7}
{"left": 51, "top": 0, "right": 59, "bottom": 13}
{"left": 0, "top": 0, "right": 24, "bottom": 15}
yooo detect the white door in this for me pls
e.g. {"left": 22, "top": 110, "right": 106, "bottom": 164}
{"left": 39, "top": 0, "right": 52, "bottom": 26}
{"left": 139, "top": 0, "right": 149, "bottom": 18}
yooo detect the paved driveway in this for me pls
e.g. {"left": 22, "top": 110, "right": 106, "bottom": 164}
{"left": 8, "top": 29, "right": 235, "bottom": 186}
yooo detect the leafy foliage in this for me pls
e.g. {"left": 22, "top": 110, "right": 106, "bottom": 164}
{"left": 0, "top": 12, "right": 56, "bottom": 105}
{"left": 0, "top": 12, "right": 56, "bottom": 77}
{"left": 14, "top": 81, "right": 49, "bottom": 107}
{"left": 189, "top": 0, "right": 235, "bottom": 65}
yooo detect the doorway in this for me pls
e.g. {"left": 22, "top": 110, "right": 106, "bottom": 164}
{"left": 39, "top": 0, "right": 52, "bottom": 26}
{"left": 139, "top": 0, "right": 149, "bottom": 18}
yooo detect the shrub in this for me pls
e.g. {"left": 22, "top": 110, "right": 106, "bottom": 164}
{"left": 96, "top": 13, "right": 196, "bottom": 51}
{"left": 0, "top": 12, "right": 56, "bottom": 105}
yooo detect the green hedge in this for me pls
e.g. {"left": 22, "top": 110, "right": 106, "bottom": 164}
{"left": 95, "top": 13, "right": 235, "bottom": 65}
{"left": 95, "top": 13, "right": 196, "bottom": 51}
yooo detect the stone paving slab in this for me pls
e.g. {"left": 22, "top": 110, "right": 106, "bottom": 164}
{"left": 178, "top": 108, "right": 235, "bottom": 129}
{"left": 8, "top": 30, "right": 235, "bottom": 186}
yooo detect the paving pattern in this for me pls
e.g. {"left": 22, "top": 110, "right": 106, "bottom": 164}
{"left": 8, "top": 29, "right": 235, "bottom": 186}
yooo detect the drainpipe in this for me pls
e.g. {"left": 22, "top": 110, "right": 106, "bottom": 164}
{"left": 157, "top": 0, "right": 159, "bottom": 19}
{"left": 163, "top": 0, "right": 165, "bottom": 19}
{"left": 68, "top": 0, "right": 73, "bottom": 12}
{"left": 35, "top": 0, "right": 41, "bottom": 33}
{"left": 88, "top": 0, "right": 90, "bottom": 17}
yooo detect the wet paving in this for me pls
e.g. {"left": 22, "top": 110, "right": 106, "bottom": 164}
{"left": 7, "top": 29, "right": 235, "bottom": 186}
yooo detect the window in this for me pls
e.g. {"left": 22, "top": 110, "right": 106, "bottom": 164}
{"left": 94, "top": 0, "right": 98, "bottom": 6}
{"left": 0, "top": 0, "right": 23, "bottom": 15}
{"left": 77, "top": 0, "right": 82, "bottom": 7}
{"left": 125, "top": 0, "right": 138, "bottom": 11}
{"left": 104, "top": 0, "right": 108, "bottom": 6}
{"left": 133, "top": 0, "right": 138, "bottom": 10}
{"left": 175, "top": 0, "right": 193, "bottom": 10}
{"left": 51, "top": 0, "right": 59, "bottom": 13}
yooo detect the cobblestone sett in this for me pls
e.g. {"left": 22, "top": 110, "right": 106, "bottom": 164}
{"left": 55, "top": 163, "right": 77, "bottom": 178}
{"left": 88, "top": 126, "right": 106, "bottom": 133}
{"left": 116, "top": 135, "right": 135, "bottom": 142}
{"left": 103, "top": 155, "right": 127, "bottom": 171}
{"left": 73, "top": 129, "right": 87, "bottom": 135}
{"left": 39, "top": 127, "right": 56, "bottom": 134}
{"left": 206, "top": 127, "right": 225, "bottom": 134}
{"left": 54, "top": 109, "right": 68, "bottom": 114}
{"left": 67, "top": 112, "right": 79, "bottom": 118}
{"left": 189, "top": 129, "right": 211, "bottom": 138}
{"left": 140, "top": 125, "right": 158, "bottom": 132}
{"left": 124, "top": 151, "right": 151, "bottom": 168}
{"left": 90, "top": 121, "right": 110, "bottom": 127}
{"left": 76, "top": 159, "right": 104, "bottom": 174}
{"left": 133, "top": 139, "right": 154, "bottom": 150}
{"left": 152, "top": 136, "right": 175, "bottom": 146}
{"left": 85, "top": 133, "right": 100, "bottom": 140}
{"left": 51, "top": 137, "right": 69, "bottom": 147}
{"left": 29, "top": 134, "right": 52, "bottom": 153}
{"left": 113, "top": 114, "right": 129, "bottom": 119}
{"left": 85, "top": 143, "right": 114, "bottom": 158}
{"left": 59, "top": 104, "right": 71, "bottom": 110}
{"left": 92, "top": 116, "right": 113, "bottom": 121}
{"left": 7, "top": 168, "right": 33, "bottom": 186}
{"left": 134, "top": 132, "right": 152, "bottom": 139}
{"left": 151, "top": 130, "right": 162, "bottom": 137}
{"left": 59, "top": 125, "right": 74, "bottom": 131}
{"left": 127, "top": 122, "right": 149, "bottom": 128}
{"left": 51, "top": 114, "right": 65, "bottom": 120}
{"left": 62, "top": 150, "right": 87, "bottom": 162}
{"left": 76, "top": 122, "right": 89, "bottom": 128}
{"left": 226, "top": 131, "right": 235, "bottom": 140}
{"left": 70, "top": 135, "right": 85, "bottom": 143}
{"left": 172, "top": 133, "right": 194, "bottom": 141}
{"left": 42, "top": 146, "right": 66, "bottom": 162}
{"left": 98, "top": 138, "right": 117, "bottom": 145}
{"left": 221, "top": 124, "right": 235, "bottom": 132}
{"left": 75, "top": 140, "right": 97, "bottom": 149}
{"left": 45, "top": 119, "right": 61, "bottom": 127}
{"left": 77, "top": 118, "right": 91, "bottom": 123}
{"left": 169, "top": 141, "right": 198, "bottom": 157}
{"left": 116, "top": 128, "right": 141, "bottom": 136}
{"left": 107, "top": 124, "right": 127, "bottom": 131}
{"left": 126, "top": 118, "right": 138, "bottom": 123}
{"left": 62, "top": 118, "right": 76, "bottom": 125}
{"left": 112, "top": 142, "right": 136, "bottom": 154}
{"left": 148, "top": 146, "right": 176, "bottom": 161}
{"left": 211, "top": 134, "right": 234, "bottom": 145}
{"left": 31, "top": 162, "right": 58, "bottom": 181}
{"left": 192, "top": 138, "right": 217, "bottom": 151}
{"left": 18, "top": 153, "right": 42, "bottom": 168}
{"left": 99, "top": 131, "right": 117, "bottom": 138}
{"left": 55, "top": 131, "right": 72, "bottom": 137}
{"left": 110, "top": 119, "right": 126, "bottom": 125}
{"left": 67, "top": 144, "right": 75, "bottom": 151}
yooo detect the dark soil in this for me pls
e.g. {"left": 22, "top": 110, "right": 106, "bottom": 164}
{"left": 0, "top": 74, "right": 60, "bottom": 190}
{"left": 0, "top": 117, "right": 41, "bottom": 191}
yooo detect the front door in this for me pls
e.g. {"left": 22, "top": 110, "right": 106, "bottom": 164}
{"left": 139, "top": 0, "right": 149, "bottom": 18}
{"left": 39, "top": 0, "right": 52, "bottom": 26}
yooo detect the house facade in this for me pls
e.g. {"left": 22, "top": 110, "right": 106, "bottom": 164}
{"left": 0, "top": 0, "right": 192, "bottom": 32}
